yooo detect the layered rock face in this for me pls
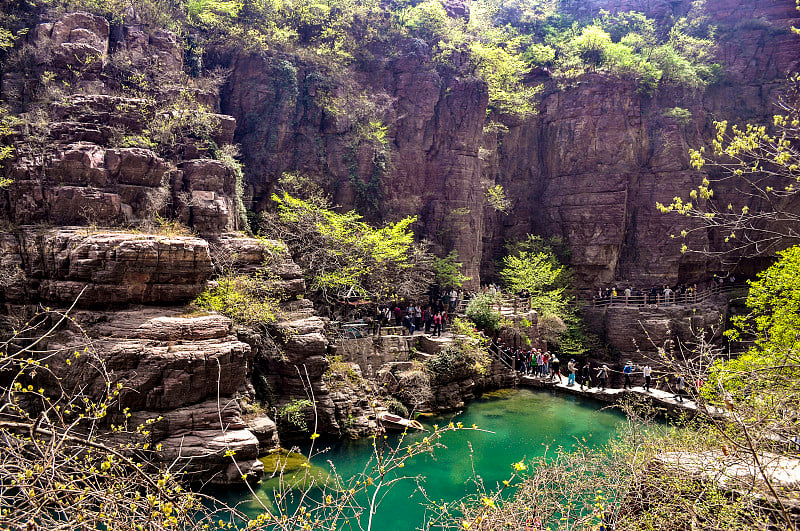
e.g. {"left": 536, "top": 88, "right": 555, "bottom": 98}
{"left": 221, "top": 47, "right": 489, "bottom": 286}
{"left": 2, "top": 93, "right": 240, "bottom": 234}
{"left": 582, "top": 300, "right": 727, "bottom": 367}
{"left": 216, "top": 0, "right": 800, "bottom": 292}
{"left": 0, "top": 12, "right": 290, "bottom": 484}
{"left": 480, "top": 0, "right": 800, "bottom": 289}
{"left": 0, "top": 228, "right": 212, "bottom": 304}
{"left": 45, "top": 308, "right": 262, "bottom": 483}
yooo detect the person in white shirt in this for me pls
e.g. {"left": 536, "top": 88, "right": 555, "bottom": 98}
{"left": 642, "top": 364, "right": 652, "bottom": 392}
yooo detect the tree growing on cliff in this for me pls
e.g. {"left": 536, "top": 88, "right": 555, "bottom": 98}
{"left": 658, "top": 75, "right": 800, "bottom": 260}
{"left": 0, "top": 107, "right": 19, "bottom": 187}
{"left": 432, "top": 250, "right": 470, "bottom": 289}
{"left": 258, "top": 191, "right": 434, "bottom": 310}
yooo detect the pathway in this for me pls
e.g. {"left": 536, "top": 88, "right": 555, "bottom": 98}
{"left": 518, "top": 374, "right": 726, "bottom": 418}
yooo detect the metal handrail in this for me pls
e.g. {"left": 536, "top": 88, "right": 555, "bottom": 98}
{"left": 586, "top": 284, "right": 745, "bottom": 308}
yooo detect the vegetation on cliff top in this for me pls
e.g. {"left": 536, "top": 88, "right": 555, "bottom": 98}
{"left": 1, "top": 0, "right": 720, "bottom": 125}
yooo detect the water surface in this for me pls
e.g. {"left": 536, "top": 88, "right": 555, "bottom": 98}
{"left": 216, "top": 388, "right": 626, "bottom": 529}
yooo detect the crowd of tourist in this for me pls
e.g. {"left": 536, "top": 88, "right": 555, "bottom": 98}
{"left": 347, "top": 288, "right": 473, "bottom": 337}
{"left": 489, "top": 336, "right": 690, "bottom": 400}
{"left": 592, "top": 274, "right": 742, "bottom": 307}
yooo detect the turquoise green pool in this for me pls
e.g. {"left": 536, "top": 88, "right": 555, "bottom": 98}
{"left": 214, "top": 388, "right": 626, "bottom": 529}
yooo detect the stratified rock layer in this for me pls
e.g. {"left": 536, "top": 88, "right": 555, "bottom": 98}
{"left": 43, "top": 308, "right": 262, "bottom": 484}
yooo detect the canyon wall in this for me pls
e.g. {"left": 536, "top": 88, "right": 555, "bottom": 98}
{"left": 217, "top": 0, "right": 800, "bottom": 290}
{"left": 220, "top": 46, "right": 489, "bottom": 288}
{"left": 481, "top": 0, "right": 800, "bottom": 289}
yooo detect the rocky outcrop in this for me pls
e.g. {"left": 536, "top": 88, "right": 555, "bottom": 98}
{"left": 41, "top": 308, "right": 262, "bottom": 484}
{"left": 582, "top": 298, "right": 727, "bottom": 368}
{"left": 2, "top": 93, "right": 240, "bottom": 234}
{"left": 33, "top": 12, "right": 110, "bottom": 82}
{"left": 377, "top": 355, "right": 517, "bottom": 412}
{"left": 334, "top": 335, "right": 416, "bottom": 378}
{"left": 0, "top": 228, "right": 213, "bottom": 305}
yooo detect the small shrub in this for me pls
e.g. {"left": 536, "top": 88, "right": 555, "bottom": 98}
{"left": 383, "top": 397, "right": 409, "bottom": 418}
{"left": 324, "top": 356, "right": 363, "bottom": 390}
{"left": 485, "top": 184, "right": 512, "bottom": 214}
{"left": 663, "top": 106, "right": 693, "bottom": 125}
{"left": 193, "top": 273, "right": 278, "bottom": 327}
{"left": 465, "top": 293, "right": 503, "bottom": 332}
{"left": 278, "top": 398, "right": 313, "bottom": 431}
{"left": 426, "top": 318, "right": 491, "bottom": 381}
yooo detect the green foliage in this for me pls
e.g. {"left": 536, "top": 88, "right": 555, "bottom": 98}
{"left": 706, "top": 246, "right": 800, "bottom": 403}
{"left": 663, "top": 106, "right": 693, "bottom": 125}
{"left": 425, "top": 318, "right": 491, "bottom": 380}
{"left": 499, "top": 248, "right": 567, "bottom": 317}
{"left": 186, "top": 0, "right": 242, "bottom": 27}
{"left": 487, "top": 1, "right": 720, "bottom": 93}
{"left": 498, "top": 234, "right": 597, "bottom": 357}
{"left": 465, "top": 293, "right": 503, "bottom": 332}
{"left": 486, "top": 0, "right": 558, "bottom": 32}
{"left": 399, "top": 0, "right": 451, "bottom": 42}
{"left": 0, "top": 27, "right": 14, "bottom": 51}
{"left": 573, "top": 24, "right": 612, "bottom": 68}
{"left": 259, "top": 191, "right": 434, "bottom": 307}
{"left": 0, "top": 107, "right": 20, "bottom": 188}
{"left": 193, "top": 272, "right": 278, "bottom": 327}
{"left": 216, "top": 144, "right": 252, "bottom": 233}
{"left": 278, "top": 398, "right": 314, "bottom": 431}
{"left": 468, "top": 31, "right": 540, "bottom": 116}
{"left": 485, "top": 184, "right": 511, "bottom": 213}
{"left": 523, "top": 42, "right": 555, "bottom": 67}
{"left": 323, "top": 356, "right": 364, "bottom": 391}
{"left": 145, "top": 91, "right": 221, "bottom": 157}
{"left": 431, "top": 250, "right": 470, "bottom": 289}
{"left": 383, "top": 396, "right": 409, "bottom": 418}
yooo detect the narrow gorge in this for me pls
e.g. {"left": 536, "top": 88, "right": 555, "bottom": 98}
{"left": 1, "top": 0, "right": 799, "bottom": 528}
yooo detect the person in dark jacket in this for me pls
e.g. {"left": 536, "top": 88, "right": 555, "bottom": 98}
{"left": 580, "top": 362, "right": 593, "bottom": 390}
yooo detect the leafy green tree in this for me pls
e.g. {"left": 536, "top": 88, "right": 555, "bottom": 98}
{"left": 498, "top": 235, "right": 598, "bottom": 356}
{"left": 705, "top": 245, "right": 800, "bottom": 418}
{"left": 465, "top": 292, "right": 504, "bottom": 332}
{"left": 656, "top": 77, "right": 800, "bottom": 530}
{"left": 0, "top": 107, "right": 19, "bottom": 188}
{"left": 485, "top": 184, "right": 512, "bottom": 213}
{"left": 259, "top": 191, "right": 434, "bottom": 308}
{"left": 523, "top": 42, "right": 555, "bottom": 67}
{"left": 499, "top": 241, "right": 568, "bottom": 317}
{"left": 573, "top": 24, "right": 612, "bottom": 69}
{"left": 194, "top": 272, "right": 279, "bottom": 327}
{"left": 432, "top": 250, "right": 470, "bottom": 289}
